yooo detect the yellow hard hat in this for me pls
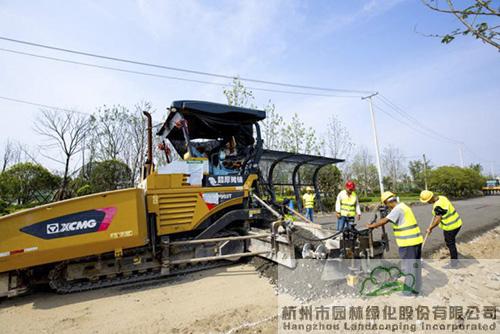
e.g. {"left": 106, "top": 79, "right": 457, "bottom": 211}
{"left": 306, "top": 186, "right": 313, "bottom": 191}
{"left": 420, "top": 190, "right": 434, "bottom": 203}
{"left": 381, "top": 191, "right": 396, "bottom": 203}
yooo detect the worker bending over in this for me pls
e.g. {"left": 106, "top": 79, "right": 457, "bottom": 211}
{"left": 302, "top": 186, "right": 316, "bottom": 222}
{"left": 420, "top": 190, "right": 463, "bottom": 268}
{"left": 335, "top": 181, "right": 361, "bottom": 231}
{"left": 367, "top": 191, "right": 423, "bottom": 296}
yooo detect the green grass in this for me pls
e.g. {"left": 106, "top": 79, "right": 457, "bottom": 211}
{"left": 360, "top": 194, "right": 421, "bottom": 204}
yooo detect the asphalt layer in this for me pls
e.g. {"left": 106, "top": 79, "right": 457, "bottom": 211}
{"left": 315, "top": 195, "right": 500, "bottom": 258}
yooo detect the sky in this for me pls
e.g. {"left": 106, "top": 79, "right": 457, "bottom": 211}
{"left": 0, "top": 0, "right": 499, "bottom": 175}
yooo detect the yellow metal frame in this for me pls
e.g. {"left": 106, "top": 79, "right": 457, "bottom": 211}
{"left": 145, "top": 172, "right": 257, "bottom": 235}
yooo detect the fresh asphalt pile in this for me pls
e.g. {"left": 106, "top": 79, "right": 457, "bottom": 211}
{"left": 250, "top": 225, "right": 360, "bottom": 302}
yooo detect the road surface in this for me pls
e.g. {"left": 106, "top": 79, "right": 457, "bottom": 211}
{"left": 0, "top": 196, "right": 498, "bottom": 333}
{"left": 316, "top": 195, "right": 500, "bottom": 258}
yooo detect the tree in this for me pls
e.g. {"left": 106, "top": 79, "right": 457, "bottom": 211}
{"left": 88, "top": 160, "right": 132, "bottom": 193}
{"left": 280, "top": 113, "right": 320, "bottom": 154}
{"left": 1, "top": 140, "right": 16, "bottom": 173}
{"left": 408, "top": 158, "right": 432, "bottom": 190}
{"left": 223, "top": 77, "right": 256, "bottom": 108}
{"left": 124, "top": 102, "right": 150, "bottom": 184}
{"left": 323, "top": 114, "right": 354, "bottom": 159}
{"left": 34, "top": 109, "right": 90, "bottom": 200}
{"left": 0, "top": 162, "right": 60, "bottom": 206}
{"left": 421, "top": 0, "right": 500, "bottom": 50}
{"left": 468, "top": 163, "right": 483, "bottom": 174}
{"left": 90, "top": 105, "right": 130, "bottom": 161}
{"left": 350, "top": 147, "right": 379, "bottom": 196}
{"left": 428, "top": 166, "right": 485, "bottom": 197}
{"left": 88, "top": 102, "right": 153, "bottom": 185}
{"left": 317, "top": 165, "right": 342, "bottom": 197}
{"left": 261, "top": 101, "right": 283, "bottom": 150}
{"left": 71, "top": 160, "right": 132, "bottom": 195}
{"left": 382, "top": 146, "right": 406, "bottom": 192}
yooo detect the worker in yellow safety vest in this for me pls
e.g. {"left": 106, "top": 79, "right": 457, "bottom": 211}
{"left": 420, "top": 190, "right": 463, "bottom": 268}
{"left": 302, "top": 186, "right": 316, "bottom": 222}
{"left": 335, "top": 181, "right": 361, "bottom": 231}
{"left": 367, "top": 191, "right": 423, "bottom": 295}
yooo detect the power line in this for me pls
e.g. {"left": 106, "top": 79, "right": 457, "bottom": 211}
{"left": 372, "top": 102, "right": 456, "bottom": 144}
{"left": 0, "top": 95, "right": 89, "bottom": 115}
{"left": 0, "top": 95, "right": 167, "bottom": 125}
{"left": 376, "top": 94, "right": 462, "bottom": 145}
{"left": 0, "top": 35, "right": 374, "bottom": 95}
{"left": 0, "top": 47, "right": 361, "bottom": 99}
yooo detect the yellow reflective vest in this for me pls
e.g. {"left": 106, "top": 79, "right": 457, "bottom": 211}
{"left": 340, "top": 191, "right": 357, "bottom": 217}
{"left": 302, "top": 193, "right": 315, "bottom": 209}
{"left": 433, "top": 196, "right": 462, "bottom": 231}
{"left": 391, "top": 203, "right": 424, "bottom": 248}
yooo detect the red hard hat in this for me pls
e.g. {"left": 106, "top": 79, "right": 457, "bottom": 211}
{"left": 345, "top": 180, "right": 356, "bottom": 190}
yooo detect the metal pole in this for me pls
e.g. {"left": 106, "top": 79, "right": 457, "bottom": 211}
{"left": 362, "top": 92, "right": 384, "bottom": 195}
{"left": 423, "top": 154, "right": 428, "bottom": 190}
{"left": 458, "top": 144, "right": 464, "bottom": 168}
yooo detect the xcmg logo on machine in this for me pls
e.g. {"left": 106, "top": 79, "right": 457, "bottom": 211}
{"left": 21, "top": 207, "right": 116, "bottom": 240}
{"left": 46, "top": 219, "right": 98, "bottom": 234}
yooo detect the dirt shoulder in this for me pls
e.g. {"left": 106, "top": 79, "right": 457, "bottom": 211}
{"left": 0, "top": 264, "right": 278, "bottom": 334}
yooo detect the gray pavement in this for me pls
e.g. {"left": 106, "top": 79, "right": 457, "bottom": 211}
{"left": 315, "top": 195, "right": 500, "bottom": 258}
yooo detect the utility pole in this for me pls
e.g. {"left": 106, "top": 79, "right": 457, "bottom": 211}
{"left": 422, "top": 154, "right": 428, "bottom": 190}
{"left": 362, "top": 92, "right": 384, "bottom": 195}
{"left": 458, "top": 143, "right": 464, "bottom": 168}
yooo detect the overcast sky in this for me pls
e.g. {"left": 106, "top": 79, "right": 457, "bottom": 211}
{"left": 0, "top": 0, "right": 499, "bottom": 175}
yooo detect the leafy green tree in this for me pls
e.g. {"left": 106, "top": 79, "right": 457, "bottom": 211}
{"left": 468, "top": 163, "right": 483, "bottom": 174}
{"left": 408, "top": 159, "right": 432, "bottom": 190}
{"left": 0, "top": 162, "right": 60, "bottom": 206}
{"left": 71, "top": 160, "right": 133, "bottom": 195}
{"left": 317, "top": 165, "right": 342, "bottom": 197}
{"left": 428, "top": 166, "right": 485, "bottom": 197}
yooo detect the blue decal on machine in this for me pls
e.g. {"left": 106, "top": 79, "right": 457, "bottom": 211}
{"left": 20, "top": 208, "right": 116, "bottom": 240}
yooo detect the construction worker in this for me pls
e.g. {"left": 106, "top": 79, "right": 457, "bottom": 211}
{"left": 302, "top": 187, "right": 315, "bottom": 222}
{"left": 335, "top": 181, "right": 361, "bottom": 231}
{"left": 420, "top": 190, "right": 462, "bottom": 268}
{"left": 367, "top": 191, "right": 423, "bottom": 295}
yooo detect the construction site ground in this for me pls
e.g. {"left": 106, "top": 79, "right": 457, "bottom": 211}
{"left": 1, "top": 195, "right": 499, "bottom": 334}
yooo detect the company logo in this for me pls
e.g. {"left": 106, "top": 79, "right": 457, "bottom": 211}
{"left": 21, "top": 208, "right": 116, "bottom": 240}
{"left": 47, "top": 223, "right": 59, "bottom": 234}
{"left": 360, "top": 266, "right": 417, "bottom": 296}
{"left": 46, "top": 219, "right": 98, "bottom": 234}
{"left": 207, "top": 175, "right": 245, "bottom": 187}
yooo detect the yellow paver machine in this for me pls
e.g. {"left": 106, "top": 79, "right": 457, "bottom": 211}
{"left": 0, "top": 101, "right": 387, "bottom": 297}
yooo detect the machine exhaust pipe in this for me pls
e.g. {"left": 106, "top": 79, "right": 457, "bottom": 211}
{"left": 143, "top": 111, "right": 154, "bottom": 179}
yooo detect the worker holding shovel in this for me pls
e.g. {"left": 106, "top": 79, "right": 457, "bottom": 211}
{"left": 367, "top": 191, "right": 423, "bottom": 296}
{"left": 420, "top": 190, "right": 463, "bottom": 268}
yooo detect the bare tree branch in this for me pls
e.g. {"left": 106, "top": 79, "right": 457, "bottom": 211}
{"left": 35, "top": 109, "right": 90, "bottom": 200}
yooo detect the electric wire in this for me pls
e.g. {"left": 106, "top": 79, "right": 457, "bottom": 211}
{"left": 0, "top": 36, "right": 374, "bottom": 95}
{"left": 377, "top": 94, "right": 462, "bottom": 145}
{"left": 0, "top": 47, "right": 361, "bottom": 99}
{"left": 0, "top": 95, "right": 89, "bottom": 115}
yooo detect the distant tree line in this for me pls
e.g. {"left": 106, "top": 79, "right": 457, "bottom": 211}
{"left": 0, "top": 80, "right": 489, "bottom": 215}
